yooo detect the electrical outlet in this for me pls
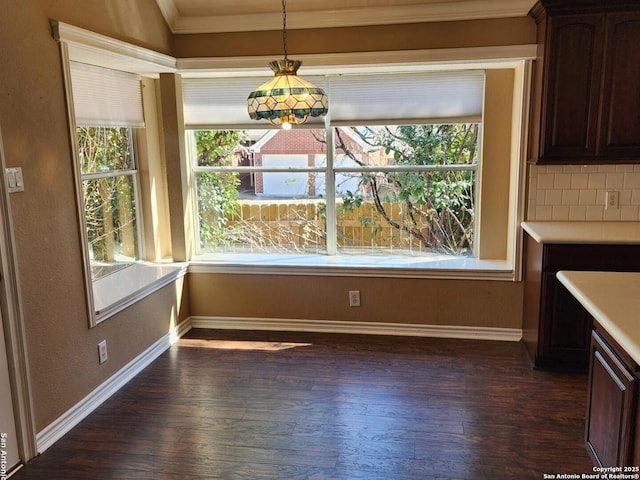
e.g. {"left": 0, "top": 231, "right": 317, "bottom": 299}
{"left": 98, "top": 340, "right": 108, "bottom": 364}
{"left": 606, "top": 191, "right": 619, "bottom": 210}
{"left": 349, "top": 290, "right": 361, "bottom": 307}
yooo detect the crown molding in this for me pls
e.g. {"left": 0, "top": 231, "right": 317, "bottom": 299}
{"left": 158, "top": 0, "right": 536, "bottom": 34}
{"left": 154, "top": 0, "right": 180, "bottom": 30}
{"left": 51, "top": 21, "right": 176, "bottom": 76}
{"left": 177, "top": 44, "right": 537, "bottom": 77}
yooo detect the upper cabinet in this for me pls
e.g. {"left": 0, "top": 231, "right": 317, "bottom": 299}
{"left": 529, "top": 1, "right": 640, "bottom": 164}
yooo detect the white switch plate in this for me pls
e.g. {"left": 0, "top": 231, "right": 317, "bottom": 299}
{"left": 5, "top": 167, "right": 24, "bottom": 193}
{"left": 98, "top": 340, "right": 108, "bottom": 364}
{"left": 605, "top": 191, "right": 619, "bottom": 210}
{"left": 349, "top": 290, "right": 361, "bottom": 307}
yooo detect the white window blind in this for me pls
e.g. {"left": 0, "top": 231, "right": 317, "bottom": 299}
{"left": 328, "top": 71, "right": 485, "bottom": 125}
{"left": 182, "top": 76, "right": 327, "bottom": 129}
{"left": 70, "top": 62, "right": 145, "bottom": 128}
{"left": 182, "top": 70, "right": 484, "bottom": 128}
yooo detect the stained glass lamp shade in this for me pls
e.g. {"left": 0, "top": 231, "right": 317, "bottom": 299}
{"left": 247, "top": 59, "right": 328, "bottom": 129}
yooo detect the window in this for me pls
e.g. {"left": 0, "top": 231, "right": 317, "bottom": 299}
{"left": 190, "top": 123, "right": 478, "bottom": 258}
{"left": 331, "top": 124, "right": 478, "bottom": 256}
{"left": 69, "top": 62, "right": 145, "bottom": 279}
{"left": 55, "top": 24, "right": 188, "bottom": 326}
{"left": 76, "top": 126, "right": 141, "bottom": 277}
{"left": 185, "top": 70, "right": 484, "bottom": 262}
{"left": 192, "top": 128, "right": 328, "bottom": 255}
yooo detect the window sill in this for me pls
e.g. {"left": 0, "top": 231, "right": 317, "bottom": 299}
{"left": 93, "top": 262, "right": 188, "bottom": 324}
{"left": 189, "top": 253, "right": 515, "bottom": 281}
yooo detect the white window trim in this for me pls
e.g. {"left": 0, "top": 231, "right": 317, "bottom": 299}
{"left": 189, "top": 256, "right": 514, "bottom": 281}
{"left": 180, "top": 50, "right": 534, "bottom": 283}
{"left": 93, "top": 263, "right": 188, "bottom": 322}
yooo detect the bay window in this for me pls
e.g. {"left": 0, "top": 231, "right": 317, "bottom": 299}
{"left": 185, "top": 70, "right": 486, "bottom": 263}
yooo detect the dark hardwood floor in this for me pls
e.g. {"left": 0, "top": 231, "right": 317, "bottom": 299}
{"left": 14, "top": 329, "right": 593, "bottom": 479}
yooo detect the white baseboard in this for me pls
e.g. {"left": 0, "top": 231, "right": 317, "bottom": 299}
{"left": 36, "top": 319, "right": 192, "bottom": 453}
{"left": 190, "top": 316, "right": 522, "bottom": 342}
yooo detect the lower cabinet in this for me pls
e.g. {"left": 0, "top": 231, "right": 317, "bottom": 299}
{"left": 540, "top": 272, "right": 593, "bottom": 369}
{"left": 522, "top": 234, "right": 640, "bottom": 371}
{"left": 586, "top": 330, "right": 639, "bottom": 467}
{"left": 635, "top": 391, "right": 640, "bottom": 466}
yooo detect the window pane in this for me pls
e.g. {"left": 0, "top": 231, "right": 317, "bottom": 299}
{"left": 77, "top": 126, "right": 135, "bottom": 174}
{"left": 335, "top": 125, "right": 478, "bottom": 167}
{"left": 83, "top": 175, "right": 139, "bottom": 276}
{"left": 194, "top": 130, "right": 247, "bottom": 168}
{"left": 334, "top": 124, "right": 478, "bottom": 257}
{"left": 336, "top": 170, "right": 475, "bottom": 255}
{"left": 197, "top": 171, "right": 327, "bottom": 254}
{"left": 194, "top": 129, "right": 328, "bottom": 254}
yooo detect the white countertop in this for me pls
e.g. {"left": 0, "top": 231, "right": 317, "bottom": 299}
{"left": 522, "top": 221, "right": 640, "bottom": 244}
{"left": 557, "top": 270, "right": 640, "bottom": 367}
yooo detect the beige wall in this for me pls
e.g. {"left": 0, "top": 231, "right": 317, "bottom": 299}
{"left": 0, "top": 0, "right": 535, "bottom": 437}
{"left": 173, "top": 17, "right": 535, "bottom": 58}
{"left": 479, "top": 69, "right": 515, "bottom": 259}
{"left": 190, "top": 273, "right": 523, "bottom": 330}
{"left": 0, "top": 0, "right": 185, "bottom": 432}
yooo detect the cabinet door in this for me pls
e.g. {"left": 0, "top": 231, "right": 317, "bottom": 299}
{"left": 540, "top": 15, "right": 604, "bottom": 162}
{"left": 635, "top": 388, "right": 640, "bottom": 467}
{"left": 586, "top": 332, "right": 637, "bottom": 467}
{"left": 599, "top": 12, "right": 640, "bottom": 159}
{"left": 540, "top": 273, "right": 592, "bottom": 369}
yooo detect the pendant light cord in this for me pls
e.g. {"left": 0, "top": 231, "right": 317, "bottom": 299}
{"left": 282, "top": 0, "right": 288, "bottom": 60}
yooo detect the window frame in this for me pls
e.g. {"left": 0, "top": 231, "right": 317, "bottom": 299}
{"left": 185, "top": 61, "right": 531, "bottom": 281}
{"left": 58, "top": 43, "right": 154, "bottom": 327}
{"left": 189, "top": 123, "right": 481, "bottom": 258}
{"left": 77, "top": 126, "right": 144, "bottom": 276}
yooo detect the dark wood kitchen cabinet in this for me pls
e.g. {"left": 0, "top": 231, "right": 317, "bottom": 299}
{"left": 586, "top": 329, "right": 638, "bottom": 467}
{"left": 528, "top": 1, "right": 640, "bottom": 164}
{"left": 635, "top": 389, "right": 640, "bottom": 466}
{"left": 522, "top": 233, "right": 640, "bottom": 370}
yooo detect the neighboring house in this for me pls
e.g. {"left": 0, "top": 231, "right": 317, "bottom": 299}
{"left": 248, "top": 128, "right": 382, "bottom": 197}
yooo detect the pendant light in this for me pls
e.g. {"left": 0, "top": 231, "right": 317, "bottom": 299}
{"left": 247, "top": 0, "right": 328, "bottom": 129}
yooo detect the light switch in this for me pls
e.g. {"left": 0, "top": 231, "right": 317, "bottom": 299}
{"left": 5, "top": 167, "right": 24, "bottom": 193}
{"left": 14, "top": 170, "right": 23, "bottom": 188}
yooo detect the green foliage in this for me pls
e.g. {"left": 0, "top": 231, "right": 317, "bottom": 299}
{"left": 342, "top": 124, "right": 478, "bottom": 254}
{"left": 194, "top": 130, "right": 244, "bottom": 248}
{"left": 76, "top": 127, "right": 137, "bottom": 263}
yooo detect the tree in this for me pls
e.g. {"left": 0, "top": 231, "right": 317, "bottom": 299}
{"left": 194, "top": 130, "right": 245, "bottom": 248}
{"left": 333, "top": 124, "right": 478, "bottom": 255}
{"left": 77, "top": 126, "right": 137, "bottom": 263}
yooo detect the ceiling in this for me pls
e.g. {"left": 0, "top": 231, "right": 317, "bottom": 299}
{"left": 155, "top": 0, "right": 538, "bottom": 34}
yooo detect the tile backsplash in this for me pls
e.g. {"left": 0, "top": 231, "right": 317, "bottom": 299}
{"left": 527, "top": 164, "right": 640, "bottom": 221}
